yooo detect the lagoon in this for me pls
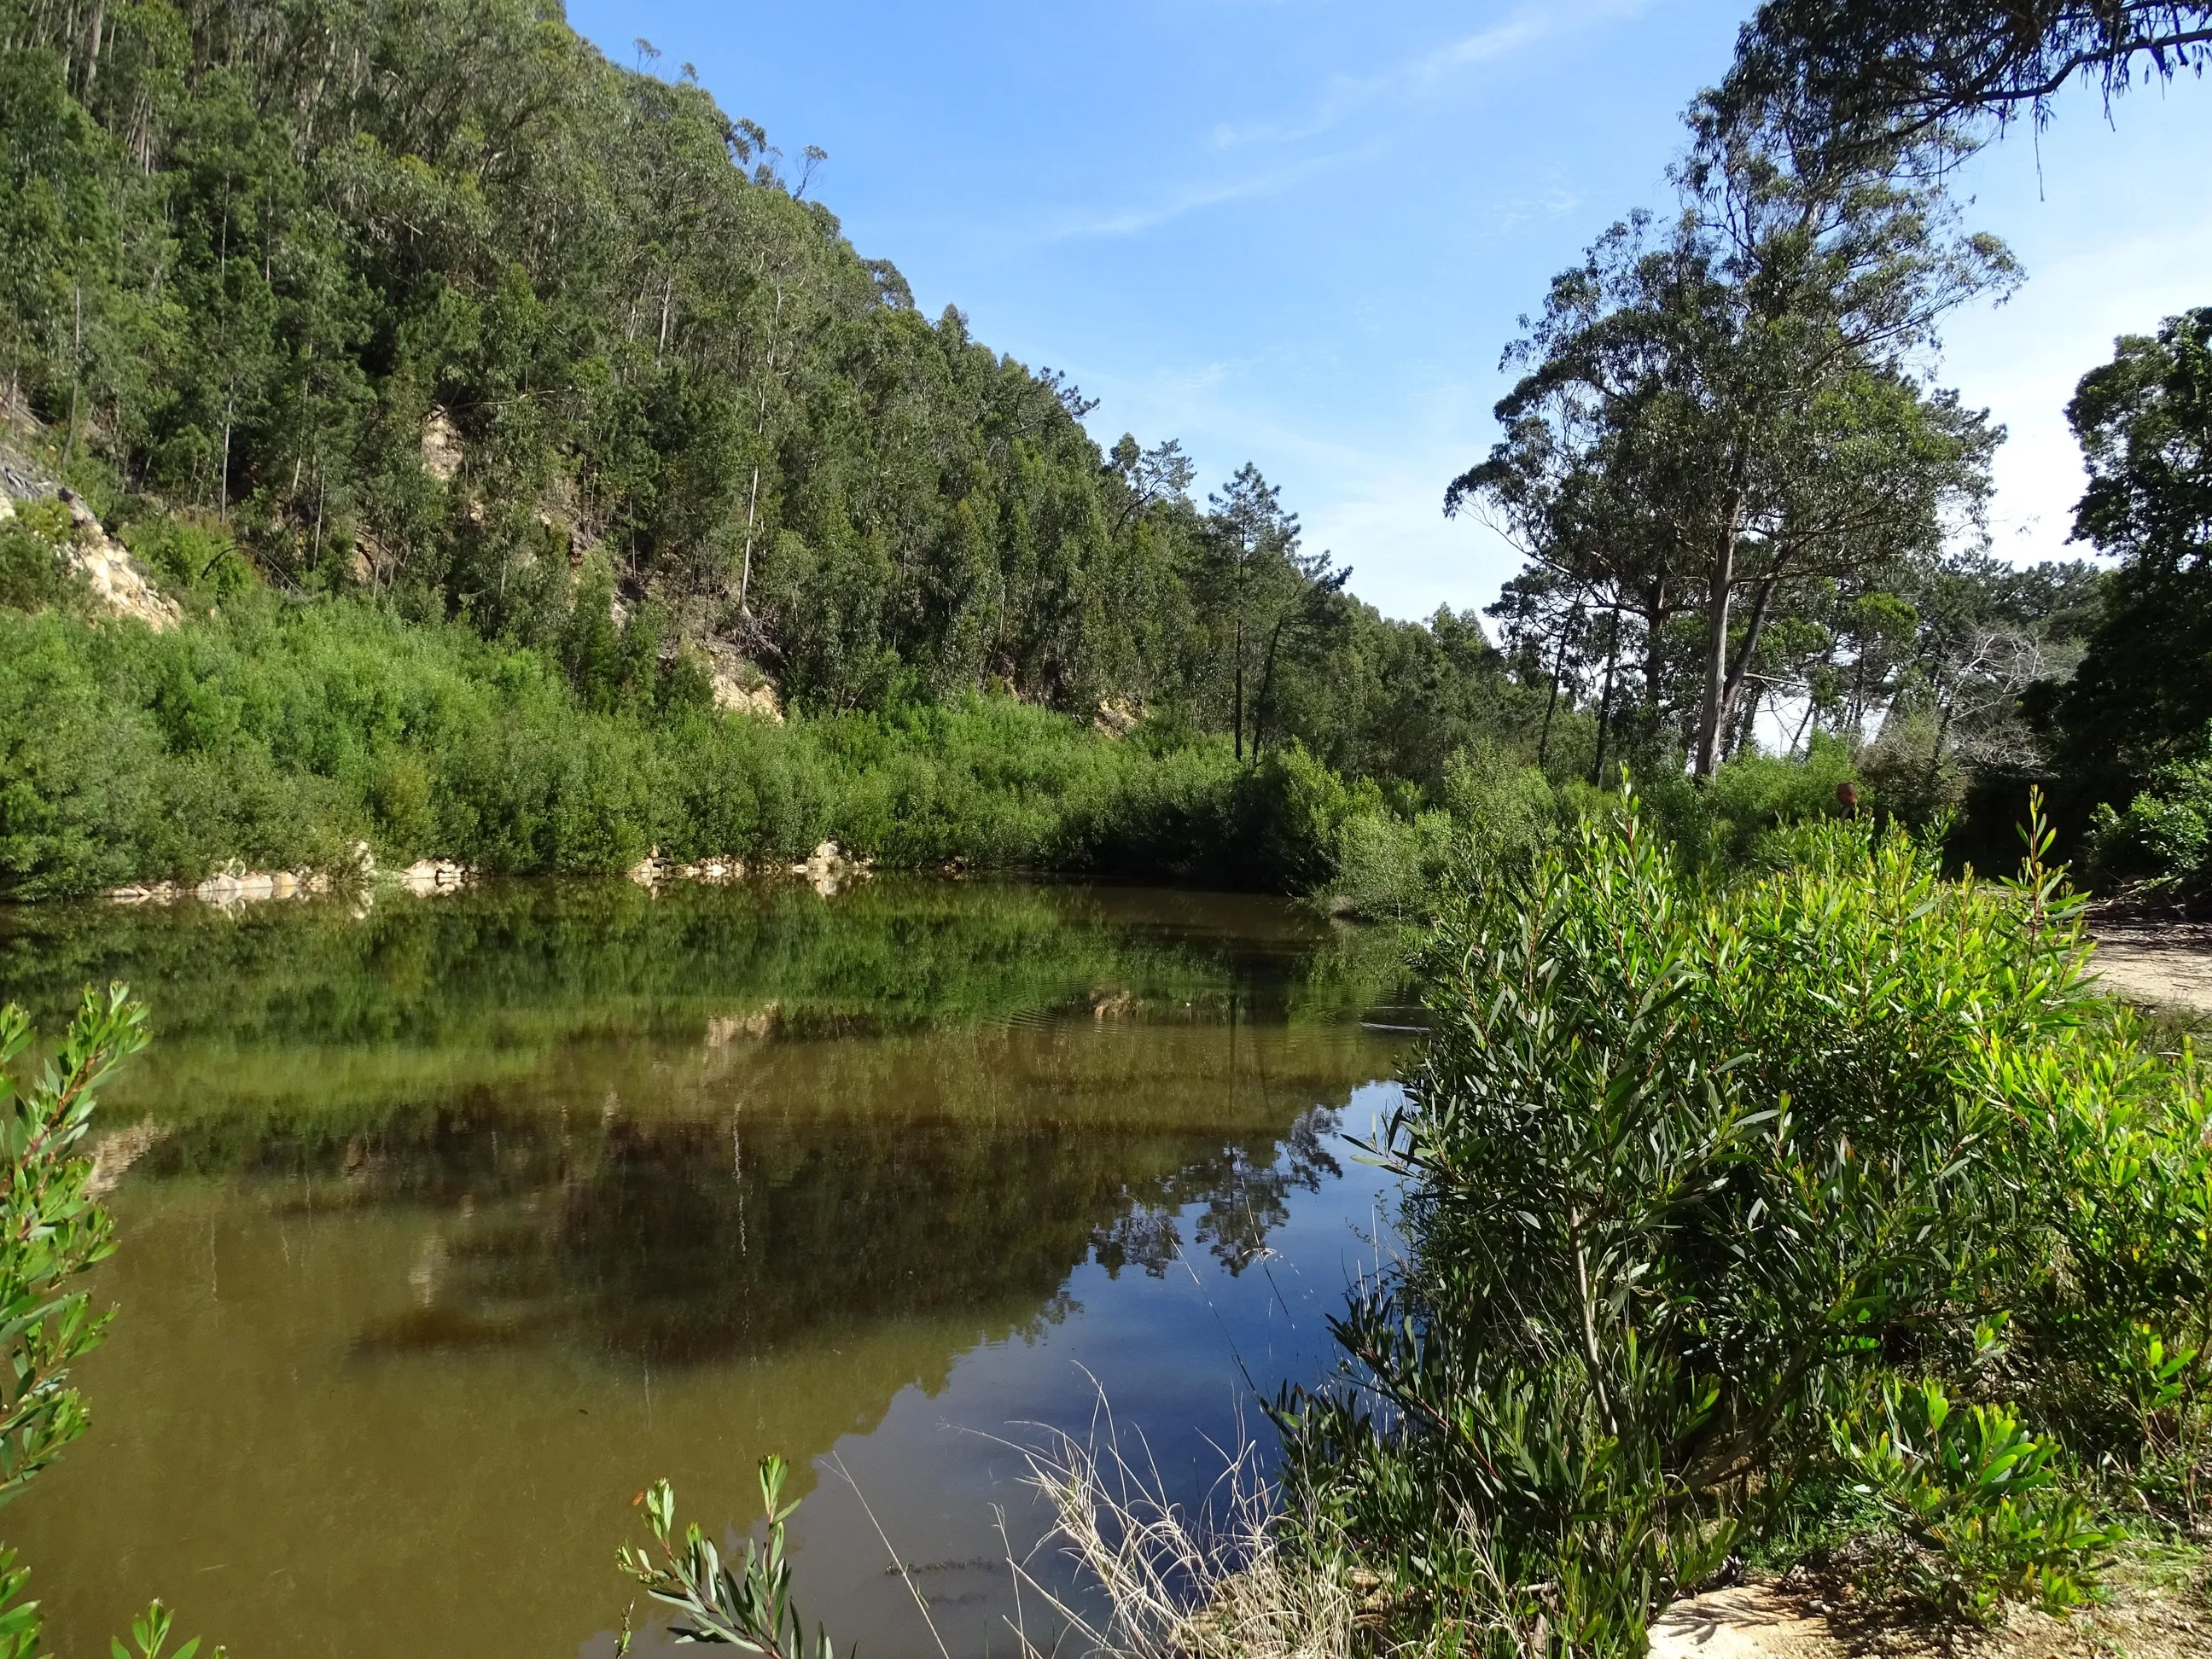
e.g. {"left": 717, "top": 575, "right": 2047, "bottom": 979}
{"left": 0, "top": 878, "right": 1412, "bottom": 1658}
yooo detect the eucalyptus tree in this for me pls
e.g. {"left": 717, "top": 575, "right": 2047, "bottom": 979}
{"left": 1720, "top": 0, "right": 2212, "bottom": 160}
{"left": 1452, "top": 112, "right": 2007, "bottom": 777}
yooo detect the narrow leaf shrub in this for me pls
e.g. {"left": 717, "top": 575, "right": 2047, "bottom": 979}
{"left": 1281, "top": 791, "right": 2209, "bottom": 1654}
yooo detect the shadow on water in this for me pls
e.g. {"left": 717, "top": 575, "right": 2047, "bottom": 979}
{"left": 0, "top": 878, "right": 1412, "bottom": 1659}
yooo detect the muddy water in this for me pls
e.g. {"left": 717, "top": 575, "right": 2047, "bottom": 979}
{"left": 0, "top": 878, "right": 1412, "bottom": 1659}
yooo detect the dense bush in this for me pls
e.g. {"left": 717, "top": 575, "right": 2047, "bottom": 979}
{"left": 1280, "top": 794, "right": 2208, "bottom": 1655}
{"left": 1631, "top": 731, "right": 1864, "bottom": 869}
{"left": 0, "top": 498, "right": 76, "bottom": 614}
{"left": 0, "top": 599, "right": 1398, "bottom": 899}
{"left": 2087, "top": 728, "right": 2212, "bottom": 894}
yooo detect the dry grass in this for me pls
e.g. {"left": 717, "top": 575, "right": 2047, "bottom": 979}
{"left": 1000, "top": 1403, "right": 1355, "bottom": 1659}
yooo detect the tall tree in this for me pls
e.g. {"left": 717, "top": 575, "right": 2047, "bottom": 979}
{"left": 1452, "top": 113, "right": 2007, "bottom": 776}
{"left": 1196, "top": 464, "right": 1315, "bottom": 760}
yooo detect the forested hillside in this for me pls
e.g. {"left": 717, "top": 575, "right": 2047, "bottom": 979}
{"left": 0, "top": 0, "right": 1537, "bottom": 761}
{"left": 0, "top": 0, "right": 1577, "bottom": 899}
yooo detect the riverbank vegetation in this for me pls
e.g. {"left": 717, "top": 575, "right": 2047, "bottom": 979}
{"left": 1272, "top": 794, "right": 2209, "bottom": 1653}
{"left": 0, "top": 0, "right": 1568, "bottom": 903}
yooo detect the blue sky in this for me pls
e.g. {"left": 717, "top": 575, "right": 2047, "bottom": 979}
{"left": 569, "top": 0, "right": 2212, "bottom": 624}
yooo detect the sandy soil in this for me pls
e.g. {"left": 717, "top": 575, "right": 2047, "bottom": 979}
{"left": 1652, "top": 1545, "right": 2212, "bottom": 1659}
{"left": 2092, "top": 922, "right": 2212, "bottom": 1017}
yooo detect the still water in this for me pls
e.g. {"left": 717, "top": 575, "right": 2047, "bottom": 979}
{"left": 0, "top": 877, "right": 1413, "bottom": 1659}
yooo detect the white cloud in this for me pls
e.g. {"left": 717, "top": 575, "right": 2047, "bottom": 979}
{"left": 1209, "top": 2, "right": 1639, "bottom": 151}
{"left": 1946, "top": 214, "right": 2212, "bottom": 568}
{"left": 1033, "top": 0, "right": 1642, "bottom": 247}
{"left": 1021, "top": 149, "right": 1354, "bottom": 243}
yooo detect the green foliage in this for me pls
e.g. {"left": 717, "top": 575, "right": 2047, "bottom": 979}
{"left": 0, "top": 600, "right": 1391, "bottom": 897}
{"left": 2058, "top": 309, "right": 2212, "bottom": 786}
{"left": 0, "top": 0, "right": 1538, "bottom": 772}
{"left": 616, "top": 1460, "right": 835, "bottom": 1657}
{"left": 2087, "top": 729, "right": 2212, "bottom": 892}
{"left": 0, "top": 501, "right": 74, "bottom": 614}
{"left": 0, "top": 984, "right": 144, "bottom": 1508}
{"left": 109, "top": 1599, "right": 209, "bottom": 1659}
{"left": 1719, "top": 0, "right": 2212, "bottom": 165}
{"left": 1839, "top": 1373, "right": 2115, "bottom": 1621}
{"left": 1634, "top": 731, "right": 1862, "bottom": 869}
{"left": 1452, "top": 102, "right": 2009, "bottom": 782}
{"left": 1325, "top": 742, "right": 1560, "bottom": 922}
{"left": 118, "top": 517, "right": 253, "bottom": 606}
{"left": 1282, "top": 790, "right": 2211, "bottom": 1652}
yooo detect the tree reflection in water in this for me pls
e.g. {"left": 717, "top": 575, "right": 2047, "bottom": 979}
{"left": 4, "top": 878, "right": 1412, "bottom": 1659}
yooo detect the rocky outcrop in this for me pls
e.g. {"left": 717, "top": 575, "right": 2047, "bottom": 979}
{"left": 790, "top": 839, "right": 868, "bottom": 896}
{"left": 108, "top": 864, "right": 335, "bottom": 906}
{"left": 698, "top": 638, "right": 784, "bottom": 722}
{"left": 0, "top": 463, "right": 180, "bottom": 631}
{"left": 1094, "top": 696, "right": 1143, "bottom": 737}
{"left": 106, "top": 845, "right": 474, "bottom": 908}
{"left": 396, "top": 858, "right": 472, "bottom": 894}
{"left": 627, "top": 852, "right": 748, "bottom": 888}
{"left": 54, "top": 490, "right": 181, "bottom": 630}
{"left": 420, "top": 409, "right": 463, "bottom": 483}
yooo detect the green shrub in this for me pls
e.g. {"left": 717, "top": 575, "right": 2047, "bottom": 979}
{"left": 1635, "top": 732, "right": 1861, "bottom": 870}
{"left": 0, "top": 500, "right": 76, "bottom": 614}
{"left": 1838, "top": 1373, "right": 2116, "bottom": 1621}
{"left": 2087, "top": 730, "right": 2212, "bottom": 892}
{"left": 119, "top": 515, "right": 253, "bottom": 605}
{"left": 1281, "top": 791, "right": 2208, "bottom": 1654}
{"left": 0, "top": 601, "right": 1373, "bottom": 897}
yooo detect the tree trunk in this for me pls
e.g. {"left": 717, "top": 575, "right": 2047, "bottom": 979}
{"left": 1232, "top": 615, "right": 1245, "bottom": 762}
{"left": 1591, "top": 619, "right": 1621, "bottom": 787}
{"left": 81, "top": 0, "right": 102, "bottom": 94}
{"left": 1538, "top": 612, "right": 1578, "bottom": 769}
{"left": 1693, "top": 506, "right": 1741, "bottom": 777}
{"left": 1713, "top": 574, "right": 1782, "bottom": 761}
{"left": 1253, "top": 616, "right": 1287, "bottom": 760}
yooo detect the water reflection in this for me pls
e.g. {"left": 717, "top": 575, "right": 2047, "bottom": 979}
{"left": 0, "top": 879, "right": 1410, "bottom": 1659}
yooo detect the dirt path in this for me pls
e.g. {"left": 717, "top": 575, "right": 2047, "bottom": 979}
{"left": 1651, "top": 1545, "right": 2212, "bottom": 1659}
{"left": 2092, "top": 922, "right": 2212, "bottom": 1017}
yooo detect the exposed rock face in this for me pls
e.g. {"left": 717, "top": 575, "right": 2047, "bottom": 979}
{"left": 1094, "top": 696, "right": 1143, "bottom": 737}
{"left": 397, "top": 859, "right": 471, "bottom": 894}
{"left": 699, "top": 638, "right": 784, "bottom": 722}
{"left": 52, "top": 489, "right": 181, "bottom": 631}
{"left": 719, "top": 678, "right": 783, "bottom": 721}
{"left": 0, "top": 454, "right": 180, "bottom": 630}
{"left": 420, "top": 409, "right": 463, "bottom": 482}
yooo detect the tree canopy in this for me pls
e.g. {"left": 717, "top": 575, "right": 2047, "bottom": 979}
{"left": 1450, "top": 113, "right": 2008, "bottom": 777}
{"left": 0, "top": 0, "right": 1555, "bottom": 781}
{"left": 2054, "top": 308, "right": 2212, "bottom": 781}
{"left": 1719, "top": 0, "right": 2212, "bottom": 158}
